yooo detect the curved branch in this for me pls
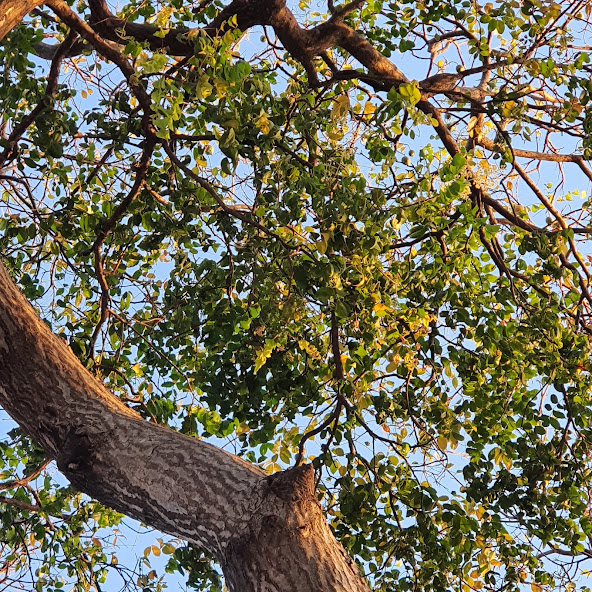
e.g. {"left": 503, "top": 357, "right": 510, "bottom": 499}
{"left": 44, "top": 0, "right": 154, "bottom": 126}
{"left": 0, "top": 261, "right": 370, "bottom": 591}
{"left": 0, "top": 260, "right": 263, "bottom": 556}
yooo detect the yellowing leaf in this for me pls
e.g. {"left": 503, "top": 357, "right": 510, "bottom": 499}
{"left": 223, "top": 119, "right": 239, "bottom": 130}
{"left": 373, "top": 302, "right": 390, "bottom": 316}
{"left": 155, "top": 6, "right": 174, "bottom": 27}
{"left": 298, "top": 340, "right": 321, "bottom": 360}
{"left": 222, "top": 30, "right": 234, "bottom": 45}
{"left": 331, "top": 94, "right": 350, "bottom": 123}
{"left": 399, "top": 82, "right": 422, "bottom": 106}
{"left": 236, "top": 422, "right": 250, "bottom": 434}
{"left": 254, "top": 340, "right": 276, "bottom": 373}
{"left": 255, "top": 113, "right": 271, "bottom": 135}
{"left": 196, "top": 76, "right": 213, "bottom": 100}
{"left": 214, "top": 78, "right": 229, "bottom": 95}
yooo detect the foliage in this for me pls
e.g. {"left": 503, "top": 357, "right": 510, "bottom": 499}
{"left": 1, "top": 0, "right": 592, "bottom": 589}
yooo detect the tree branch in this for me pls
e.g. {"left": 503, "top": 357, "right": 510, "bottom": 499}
{"left": 44, "top": 0, "right": 154, "bottom": 128}
{"left": 0, "top": 0, "right": 43, "bottom": 40}
{"left": 0, "top": 260, "right": 264, "bottom": 556}
{"left": 0, "top": 30, "right": 78, "bottom": 168}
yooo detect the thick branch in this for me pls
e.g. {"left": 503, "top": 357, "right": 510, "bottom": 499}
{"left": 84, "top": 0, "right": 267, "bottom": 55}
{"left": 0, "top": 261, "right": 370, "bottom": 591}
{"left": 0, "top": 260, "right": 263, "bottom": 556}
{"left": 0, "top": 0, "right": 42, "bottom": 40}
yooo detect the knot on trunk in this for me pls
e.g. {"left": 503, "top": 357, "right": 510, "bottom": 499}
{"left": 56, "top": 427, "right": 95, "bottom": 487}
{"left": 266, "top": 463, "right": 315, "bottom": 503}
{"left": 224, "top": 464, "right": 321, "bottom": 557}
{"left": 223, "top": 464, "right": 370, "bottom": 591}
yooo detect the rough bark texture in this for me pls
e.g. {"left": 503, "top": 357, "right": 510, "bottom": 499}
{"left": 0, "top": 261, "right": 370, "bottom": 591}
{"left": 0, "top": 0, "right": 42, "bottom": 40}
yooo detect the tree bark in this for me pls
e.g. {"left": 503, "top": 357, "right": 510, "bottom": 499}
{"left": 0, "top": 261, "right": 370, "bottom": 590}
{"left": 0, "top": 0, "right": 42, "bottom": 40}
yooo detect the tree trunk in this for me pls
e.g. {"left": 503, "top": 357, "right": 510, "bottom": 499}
{"left": 0, "top": 0, "right": 42, "bottom": 40}
{"left": 0, "top": 261, "right": 370, "bottom": 590}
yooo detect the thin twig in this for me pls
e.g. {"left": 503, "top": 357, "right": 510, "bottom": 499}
{"left": 0, "top": 30, "right": 78, "bottom": 168}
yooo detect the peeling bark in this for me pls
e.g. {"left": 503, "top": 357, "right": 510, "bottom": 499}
{"left": 0, "top": 261, "right": 370, "bottom": 590}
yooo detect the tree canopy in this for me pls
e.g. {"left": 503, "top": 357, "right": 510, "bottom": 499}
{"left": 1, "top": 0, "right": 592, "bottom": 589}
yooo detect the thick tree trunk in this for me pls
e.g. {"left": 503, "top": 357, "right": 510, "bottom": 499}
{"left": 0, "top": 0, "right": 42, "bottom": 40}
{"left": 0, "top": 261, "right": 370, "bottom": 590}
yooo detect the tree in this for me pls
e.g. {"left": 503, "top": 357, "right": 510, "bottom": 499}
{"left": 0, "top": 0, "right": 592, "bottom": 589}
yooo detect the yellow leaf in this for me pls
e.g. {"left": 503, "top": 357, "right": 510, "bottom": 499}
{"left": 222, "top": 30, "right": 234, "bottom": 45}
{"left": 214, "top": 78, "right": 229, "bottom": 95}
{"left": 254, "top": 340, "right": 276, "bottom": 373}
{"left": 399, "top": 82, "right": 421, "bottom": 106}
{"left": 331, "top": 94, "right": 350, "bottom": 123}
{"left": 373, "top": 302, "right": 390, "bottom": 316}
{"left": 255, "top": 113, "right": 271, "bottom": 135}
{"left": 155, "top": 6, "right": 174, "bottom": 27}
{"left": 326, "top": 130, "right": 344, "bottom": 141}
{"left": 236, "top": 422, "right": 250, "bottom": 434}
{"left": 298, "top": 340, "right": 321, "bottom": 360}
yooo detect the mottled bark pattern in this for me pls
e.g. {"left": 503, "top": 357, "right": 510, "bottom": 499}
{"left": 225, "top": 465, "right": 369, "bottom": 591}
{"left": 0, "top": 262, "right": 369, "bottom": 591}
